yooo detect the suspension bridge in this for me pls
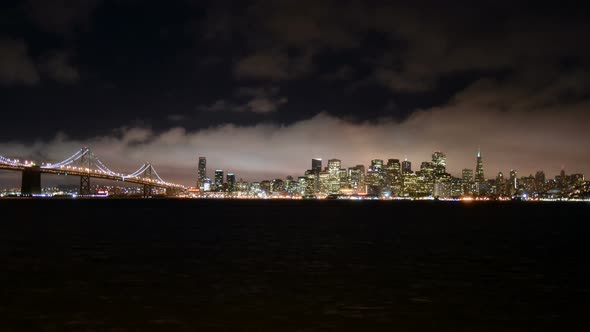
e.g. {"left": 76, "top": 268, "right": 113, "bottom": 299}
{"left": 0, "top": 148, "right": 186, "bottom": 197}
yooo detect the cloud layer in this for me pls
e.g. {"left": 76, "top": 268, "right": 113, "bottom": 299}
{"left": 2, "top": 85, "right": 588, "bottom": 186}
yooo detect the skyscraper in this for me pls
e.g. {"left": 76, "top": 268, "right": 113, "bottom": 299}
{"left": 197, "top": 157, "right": 206, "bottom": 188}
{"left": 328, "top": 159, "right": 341, "bottom": 178}
{"left": 214, "top": 169, "right": 224, "bottom": 191}
{"left": 386, "top": 159, "right": 401, "bottom": 174}
{"left": 312, "top": 158, "right": 322, "bottom": 193}
{"left": 402, "top": 159, "right": 412, "bottom": 174}
{"left": 535, "top": 171, "right": 546, "bottom": 193}
{"left": 312, "top": 158, "right": 322, "bottom": 175}
{"left": 509, "top": 169, "right": 518, "bottom": 193}
{"left": 385, "top": 159, "right": 402, "bottom": 193}
{"left": 462, "top": 169, "right": 474, "bottom": 182}
{"left": 432, "top": 152, "right": 446, "bottom": 175}
{"left": 348, "top": 165, "right": 365, "bottom": 194}
{"left": 371, "top": 159, "right": 383, "bottom": 172}
{"left": 462, "top": 168, "right": 474, "bottom": 195}
{"left": 475, "top": 148, "right": 485, "bottom": 183}
{"left": 496, "top": 172, "right": 504, "bottom": 195}
{"left": 327, "top": 159, "right": 342, "bottom": 194}
{"left": 227, "top": 173, "right": 236, "bottom": 192}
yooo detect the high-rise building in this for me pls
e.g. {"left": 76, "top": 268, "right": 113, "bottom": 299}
{"left": 402, "top": 159, "right": 412, "bottom": 174}
{"left": 520, "top": 175, "right": 536, "bottom": 195}
{"left": 338, "top": 168, "right": 348, "bottom": 186}
{"left": 298, "top": 176, "right": 308, "bottom": 195}
{"left": 462, "top": 169, "right": 474, "bottom": 182}
{"left": 312, "top": 158, "right": 322, "bottom": 193}
{"left": 496, "top": 172, "right": 504, "bottom": 195}
{"left": 327, "top": 159, "right": 341, "bottom": 178}
{"left": 348, "top": 165, "right": 365, "bottom": 194}
{"left": 385, "top": 159, "right": 402, "bottom": 194}
{"left": 304, "top": 170, "right": 316, "bottom": 196}
{"left": 197, "top": 157, "right": 206, "bottom": 188}
{"left": 432, "top": 152, "right": 446, "bottom": 175}
{"left": 202, "top": 177, "right": 211, "bottom": 192}
{"left": 260, "top": 180, "right": 271, "bottom": 194}
{"left": 312, "top": 158, "right": 322, "bottom": 175}
{"left": 271, "top": 179, "right": 285, "bottom": 193}
{"left": 214, "top": 170, "right": 224, "bottom": 191}
{"left": 535, "top": 171, "right": 546, "bottom": 193}
{"left": 386, "top": 159, "right": 401, "bottom": 174}
{"left": 475, "top": 148, "right": 485, "bottom": 183}
{"left": 371, "top": 159, "right": 384, "bottom": 172}
{"left": 226, "top": 173, "right": 236, "bottom": 192}
{"left": 319, "top": 171, "right": 331, "bottom": 194}
{"left": 509, "top": 169, "right": 518, "bottom": 193}
{"left": 462, "top": 168, "right": 474, "bottom": 195}
{"left": 285, "top": 176, "right": 297, "bottom": 195}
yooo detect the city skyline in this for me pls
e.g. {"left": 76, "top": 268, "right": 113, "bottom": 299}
{"left": 1, "top": 144, "right": 587, "bottom": 188}
{"left": 3, "top": 146, "right": 586, "bottom": 200}
{"left": 188, "top": 148, "right": 586, "bottom": 199}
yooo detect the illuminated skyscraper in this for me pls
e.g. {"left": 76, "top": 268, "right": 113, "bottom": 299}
{"left": 348, "top": 165, "right": 365, "bottom": 194}
{"left": 227, "top": 173, "right": 236, "bottom": 192}
{"left": 462, "top": 169, "right": 474, "bottom": 182}
{"left": 371, "top": 159, "right": 383, "bottom": 172}
{"left": 319, "top": 171, "right": 331, "bottom": 194}
{"left": 214, "top": 170, "right": 224, "bottom": 191}
{"left": 304, "top": 170, "right": 316, "bottom": 196}
{"left": 312, "top": 158, "right": 322, "bottom": 175}
{"left": 496, "top": 172, "right": 504, "bottom": 195}
{"left": 432, "top": 152, "right": 446, "bottom": 175}
{"left": 535, "top": 171, "right": 546, "bottom": 193}
{"left": 462, "top": 168, "right": 474, "bottom": 195}
{"left": 385, "top": 159, "right": 402, "bottom": 196}
{"left": 402, "top": 159, "right": 412, "bottom": 174}
{"left": 475, "top": 148, "right": 485, "bottom": 183}
{"left": 386, "top": 159, "right": 401, "bottom": 174}
{"left": 312, "top": 158, "right": 322, "bottom": 193}
{"left": 197, "top": 157, "right": 206, "bottom": 188}
{"left": 509, "top": 169, "right": 518, "bottom": 194}
{"left": 328, "top": 159, "right": 341, "bottom": 179}
{"left": 271, "top": 179, "right": 285, "bottom": 193}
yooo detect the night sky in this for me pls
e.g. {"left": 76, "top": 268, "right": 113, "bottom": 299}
{"left": 1, "top": 0, "right": 589, "bottom": 185}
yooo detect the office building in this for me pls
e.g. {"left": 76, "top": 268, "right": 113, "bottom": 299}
{"left": 197, "top": 156, "right": 206, "bottom": 188}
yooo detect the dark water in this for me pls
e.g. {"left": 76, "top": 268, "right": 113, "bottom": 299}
{"left": 0, "top": 199, "right": 589, "bottom": 332}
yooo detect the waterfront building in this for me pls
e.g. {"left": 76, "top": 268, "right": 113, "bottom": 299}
{"left": 227, "top": 173, "right": 236, "bottom": 192}
{"left": 462, "top": 168, "right": 474, "bottom": 195}
{"left": 475, "top": 148, "right": 485, "bottom": 184}
{"left": 197, "top": 156, "right": 206, "bottom": 189}
{"left": 402, "top": 159, "right": 412, "bottom": 174}
{"left": 432, "top": 151, "right": 446, "bottom": 175}
{"left": 214, "top": 170, "right": 224, "bottom": 191}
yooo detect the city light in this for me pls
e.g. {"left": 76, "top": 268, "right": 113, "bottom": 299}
{"left": 1, "top": 147, "right": 589, "bottom": 200}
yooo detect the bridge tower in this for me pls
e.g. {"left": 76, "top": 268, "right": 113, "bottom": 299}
{"left": 143, "top": 163, "right": 154, "bottom": 198}
{"left": 78, "top": 148, "right": 92, "bottom": 196}
{"left": 21, "top": 166, "right": 41, "bottom": 196}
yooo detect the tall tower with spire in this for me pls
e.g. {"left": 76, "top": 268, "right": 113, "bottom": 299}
{"left": 475, "top": 147, "right": 485, "bottom": 183}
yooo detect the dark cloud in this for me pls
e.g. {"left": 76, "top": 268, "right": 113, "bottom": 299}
{"left": 198, "top": 87, "right": 288, "bottom": 114}
{"left": 223, "top": 1, "right": 590, "bottom": 93}
{"left": 0, "top": 38, "right": 40, "bottom": 85}
{"left": 39, "top": 50, "right": 79, "bottom": 83}
{"left": 246, "top": 96, "right": 288, "bottom": 113}
{"left": 235, "top": 49, "right": 313, "bottom": 81}
{"left": 321, "top": 65, "right": 355, "bottom": 81}
{"left": 246, "top": 0, "right": 362, "bottom": 49}
{"left": 25, "top": 0, "right": 101, "bottom": 35}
